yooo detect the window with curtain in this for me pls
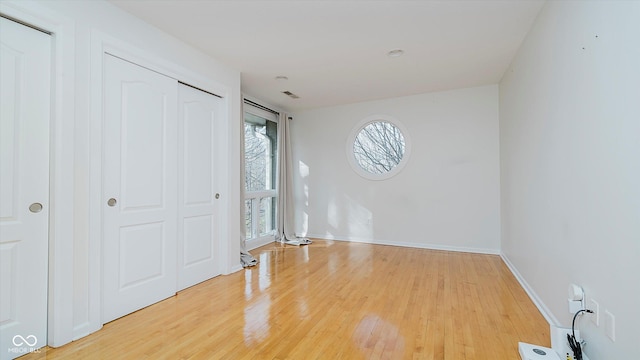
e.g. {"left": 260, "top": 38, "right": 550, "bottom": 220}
{"left": 244, "top": 105, "right": 278, "bottom": 245}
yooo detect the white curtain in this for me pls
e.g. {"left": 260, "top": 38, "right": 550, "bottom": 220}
{"left": 275, "top": 113, "right": 311, "bottom": 245}
{"left": 240, "top": 98, "right": 257, "bottom": 267}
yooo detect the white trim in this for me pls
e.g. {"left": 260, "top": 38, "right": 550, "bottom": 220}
{"left": 500, "top": 252, "right": 559, "bottom": 327}
{"left": 243, "top": 102, "right": 278, "bottom": 244}
{"left": 0, "top": 1, "right": 76, "bottom": 347}
{"left": 304, "top": 236, "right": 557, "bottom": 327}
{"left": 88, "top": 29, "right": 235, "bottom": 332}
{"left": 346, "top": 114, "right": 412, "bottom": 181}
{"left": 71, "top": 322, "right": 92, "bottom": 342}
{"left": 246, "top": 236, "right": 275, "bottom": 251}
{"left": 228, "top": 264, "right": 244, "bottom": 274}
{"left": 305, "top": 233, "right": 500, "bottom": 255}
{"left": 245, "top": 190, "right": 277, "bottom": 199}
{"left": 99, "top": 39, "right": 229, "bottom": 99}
{"left": 244, "top": 102, "right": 278, "bottom": 123}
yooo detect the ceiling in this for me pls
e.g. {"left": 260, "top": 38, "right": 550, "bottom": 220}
{"left": 109, "top": 0, "right": 545, "bottom": 112}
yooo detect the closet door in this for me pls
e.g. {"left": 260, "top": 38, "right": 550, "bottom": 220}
{"left": 0, "top": 17, "right": 51, "bottom": 358}
{"left": 102, "top": 54, "right": 178, "bottom": 323}
{"left": 177, "top": 84, "right": 222, "bottom": 291}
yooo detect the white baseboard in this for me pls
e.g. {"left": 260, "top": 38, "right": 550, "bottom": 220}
{"left": 302, "top": 234, "right": 556, "bottom": 329}
{"left": 304, "top": 233, "right": 500, "bottom": 255}
{"left": 226, "top": 263, "right": 244, "bottom": 274}
{"left": 246, "top": 236, "right": 275, "bottom": 251}
{"left": 500, "top": 252, "right": 559, "bottom": 327}
{"left": 72, "top": 322, "right": 95, "bottom": 341}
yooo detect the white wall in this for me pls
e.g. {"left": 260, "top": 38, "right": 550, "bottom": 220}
{"left": 1, "top": 0, "right": 242, "bottom": 347}
{"left": 500, "top": 1, "right": 640, "bottom": 358}
{"left": 292, "top": 85, "right": 501, "bottom": 253}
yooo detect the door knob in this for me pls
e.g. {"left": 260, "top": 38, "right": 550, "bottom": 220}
{"left": 107, "top": 198, "right": 117, "bottom": 207}
{"left": 215, "top": 193, "right": 220, "bottom": 199}
{"left": 29, "top": 203, "right": 43, "bottom": 213}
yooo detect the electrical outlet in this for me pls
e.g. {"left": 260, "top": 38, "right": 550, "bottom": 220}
{"left": 589, "top": 298, "right": 599, "bottom": 326}
{"left": 605, "top": 309, "right": 615, "bottom": 341}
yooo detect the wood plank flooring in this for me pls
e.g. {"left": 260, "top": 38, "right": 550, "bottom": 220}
{"left": 23, "top": 240, "right": 549, "bottom": 359}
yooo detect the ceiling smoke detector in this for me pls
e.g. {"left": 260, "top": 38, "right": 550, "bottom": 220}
{"left": 282, "top": 91, "right": 300, "bottom": 99}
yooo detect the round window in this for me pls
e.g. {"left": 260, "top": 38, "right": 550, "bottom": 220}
{"left": 347, "top": 115, "right": 410, "bottom": 180}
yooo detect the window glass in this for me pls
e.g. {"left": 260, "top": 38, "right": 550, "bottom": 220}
{"left": 244, "top": 105, "right": 278, "bottom": 242}
{"left": 353, "top": 121, "right": 405, "bottom": 174}
{"left": 244, "top": 113, "right": 277, "bottom": 192}
{"left": 259, "top": 197, "right": 275, "bottom": 237}
{"left": 245, "top": 199, "right": 253, "bottom": 239}
{"left": 347, "top": 115, "right": 410, "bottom": 180}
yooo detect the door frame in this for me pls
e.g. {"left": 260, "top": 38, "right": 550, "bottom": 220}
{"left": 0, "top": 2, "right": 76, "bottom": 348}
{"left": 88, "top": 31, "right": 235, "bottom": 330}
{"left": 1, "top": 0, "right": 240, "bottom": 347}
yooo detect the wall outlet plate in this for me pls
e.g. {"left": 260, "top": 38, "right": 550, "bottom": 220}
{"left": 605, "top": 310, "right": 615, "bottom": 341}
{"left": 588, "top": 298, "right": 599, "bottom": 326}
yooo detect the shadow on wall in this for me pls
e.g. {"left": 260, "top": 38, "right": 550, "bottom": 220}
{"left": 297, "top": 158, "right": 379, "bottom": 242}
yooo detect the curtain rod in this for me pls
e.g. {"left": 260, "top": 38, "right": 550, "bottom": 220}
{"left": 244, "top": 99, "right": 280, "bottom": 116}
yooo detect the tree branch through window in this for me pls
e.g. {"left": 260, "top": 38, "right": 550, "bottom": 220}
{"left": 353, "top": 121, "right": 406, "bottom": 175}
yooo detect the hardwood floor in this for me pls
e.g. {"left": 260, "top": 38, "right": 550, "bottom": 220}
{"left": 23, "top": 240, "right": 549, "bottom": 359}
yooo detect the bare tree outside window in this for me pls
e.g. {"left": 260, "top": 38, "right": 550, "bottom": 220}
{"left": 244, "top": 123, "right": 268, "bottom": 191}
{"left": 244, "top": 112, "right": 277, "bottom": 240}
{"left": 353, "top": 121, "right": 406, "bottom": 174}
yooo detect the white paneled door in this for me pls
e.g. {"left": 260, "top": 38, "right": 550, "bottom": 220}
{"left": 0, "top": 17, "right": 51, "bottom": 359}
{"left": 177, "top": 85, "right": 222, "bottom": 291}
{"left": 102, "top": 54, "right": 178, "bottom": 323}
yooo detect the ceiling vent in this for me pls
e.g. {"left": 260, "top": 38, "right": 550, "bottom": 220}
{"left": 282, "top": 91, "right": 300, "bottom": 99}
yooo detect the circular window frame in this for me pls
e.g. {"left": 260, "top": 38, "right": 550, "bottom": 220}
{"left": 346, "top": 114, "right": 411, "bottom": 181}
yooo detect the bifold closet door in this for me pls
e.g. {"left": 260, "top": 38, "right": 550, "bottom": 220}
{"left": 177, "top": 85, "right": 222, "bottom": 291}
{"left": 102, "top": 54, "right": 178, "bottom": 323}
{"left": 0, "top": 17, "right": 51, "bottom": 358}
